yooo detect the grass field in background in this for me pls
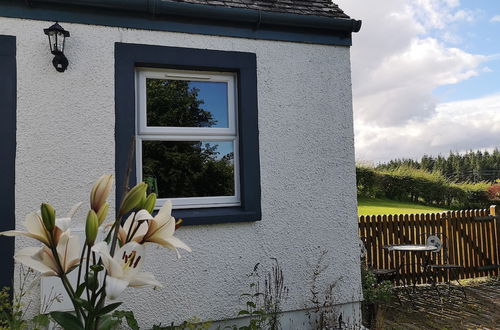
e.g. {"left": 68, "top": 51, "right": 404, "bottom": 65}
{"left": 358, "top": 197, "right": 449, "bottom": 216}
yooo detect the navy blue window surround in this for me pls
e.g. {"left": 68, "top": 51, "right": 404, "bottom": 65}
{"left": 115, "top": 43, "right": 261, "bottom": 225}
{"left": 0, "top": 35, "right": 16, "bottom": 289}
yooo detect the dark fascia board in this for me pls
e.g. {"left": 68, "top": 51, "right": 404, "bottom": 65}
{"left": 0, "top": 0, "right": 361, "bottom": 46}
{"left": 0, "top": 35, "right": 16, "bottom": 289}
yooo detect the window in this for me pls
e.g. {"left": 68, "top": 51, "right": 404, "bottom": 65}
{"left": 136, "top": 69, "right": 240, "bottom": 209}
{"left": 115, "top": 43, "right": 261, "bottom": 225}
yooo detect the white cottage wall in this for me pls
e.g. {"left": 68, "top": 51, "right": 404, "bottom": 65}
{"left": 2, "top": 16, "right": 361, "bottom": 327}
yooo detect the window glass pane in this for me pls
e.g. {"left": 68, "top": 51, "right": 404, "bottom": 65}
{"left": 146, "top": 79, "right": 229, "bottom": 128}
{"left": 142, "top": 140, "right": 235, "bottom": 198}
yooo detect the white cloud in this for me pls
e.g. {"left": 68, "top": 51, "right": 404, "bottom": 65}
{"left": 441, "top": 31, "right": 463, "bottom": 44}
{"left": 341, "top": 0, "right": 485, "bottom": 126}
{"left": 490, "top": 15, "right": 500, "bottom": 22}
{"left": 411, "top": 0, "right": 475, "bottom": 29}
{"left": 334, "top": 0, "right": 492, "bottom": 162}
{"left": 354, "top": 37, "right": 484, "bottom": 125}
{"left": 355, "top": 93, "right": 500, "bottom": 163}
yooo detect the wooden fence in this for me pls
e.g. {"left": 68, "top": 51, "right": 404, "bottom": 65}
{"left": 359, "top": 205, "right": 500, "bottom": 284}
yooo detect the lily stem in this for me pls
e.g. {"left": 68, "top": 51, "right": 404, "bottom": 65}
{"left": 109, "top": 214, "right": 123, "bottom": 257}
{"left": 76, "top": 243, "right": 87, "bottom": 289}
{"left": 50, "top": 242, "right": 85, "bottom": 322}
{"left": 85, "top": 246, "right": 91, "bottom": 301}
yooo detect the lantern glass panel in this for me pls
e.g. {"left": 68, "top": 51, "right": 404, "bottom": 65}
{"left": 47, "top": 33, "right": 56, "bottom": 53}
{"left": 55, "top": 32, "right": 65, "bottom": 53}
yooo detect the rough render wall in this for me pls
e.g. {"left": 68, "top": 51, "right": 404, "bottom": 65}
{"left": 0, "top": 17, "right": 361, "bottom": 327}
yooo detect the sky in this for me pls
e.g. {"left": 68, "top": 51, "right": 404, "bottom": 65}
{"left": 335, "top": 0, "right": 500, "bottom": 164}
{"left": 190, "top": 81, "right": 228, "bottom": 128}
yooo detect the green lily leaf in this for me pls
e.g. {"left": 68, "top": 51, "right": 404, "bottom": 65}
{"left": 112, "top": 310, "right": 140, "bottom": 330}
{"left": 50, "top": 311, "right": 84, "bottom": 330}
{"left": 97, "top": 315, "right": 121, "bottom": 330}
{"left": 97, "top": 302, "right": 123, "bottom": 316}
{"left": 74, "top": 297, "right": 94, "bottom": 312}
{"left": 75, "top": 283, "right": 86, "bottom": 298}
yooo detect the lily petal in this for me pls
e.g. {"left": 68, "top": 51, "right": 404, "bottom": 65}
{"left": 128, "top": 271, "right": 163, "bottom": 288}
{"left": 120, "top": 212, "right": 149, "bottom": 244}
{"left": 55, "top": 217, "right": 72, "bottom": 232}
{"left": 24, "top": 213, "right": 51, "bottom": 245}
{"left": 25, "top": 212, "right": 46, "bottom": 235}
{"left": 67, "top": 202, "right": 83, "bottom": 218}
{"left": 14, "top": 247, "right": 58, "bottom": 276}
{"left": 135, "top": 210, "right": 154, "bottom": 221}
{"left": 56, "top": 203, "right": 83, "bottom": 232}
{"left": 149, "top": 236, "right": 192, "bottom": 258}
{"left": 155, "top": 216, "right": 175, "bottom": 237}
{"left": 116, "top": 242, "right": 145, "bottom": 278}
{"left": 91, "top": 242, "right": 124, "bottom": 277}
{"left": 56, "top": 232, "right": 81, "bottom": 273}
{"left": 105, "top": 276, "right": 129, "bottom": 300}
{"left": 0, "top": 230, "right": 50, "bottom": 246}
{"left": 119, "top": 213, "right": 135, "bottom": 244}
{"left": 156, "top": 200, "right": 172, "bottom": 220}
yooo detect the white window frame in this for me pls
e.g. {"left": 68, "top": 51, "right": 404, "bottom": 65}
{"left": 135, "top": 68, "right": 240, "bottom": 210}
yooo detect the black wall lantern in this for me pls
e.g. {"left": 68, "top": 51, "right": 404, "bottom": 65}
{"left": 44, "top": 22, "right": 70, "bottom": 72}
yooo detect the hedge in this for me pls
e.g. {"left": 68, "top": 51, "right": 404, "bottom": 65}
{"left": 356, "top": 166, "right": 491, "bottom": 209}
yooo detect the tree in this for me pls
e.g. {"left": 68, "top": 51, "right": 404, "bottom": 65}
{"left": 375, "top": 148, "right": 500, "bottom": 183}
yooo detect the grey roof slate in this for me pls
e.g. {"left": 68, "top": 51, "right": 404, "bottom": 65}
{"left": 166, "top": 0, "right": 350, "bottom": 18}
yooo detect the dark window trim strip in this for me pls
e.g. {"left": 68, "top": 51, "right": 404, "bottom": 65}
{"left": 115, "top": 43, "right": 262, "bottom": 225}
{"left": 0, "top": 1, "right": 359, "bottom": 46}
{"left": 0, "top": 35, "right": 16, "bottom": 289}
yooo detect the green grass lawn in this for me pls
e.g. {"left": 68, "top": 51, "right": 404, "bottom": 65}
{"left": 358, "top": 197, "right": 449, "bottom": 216}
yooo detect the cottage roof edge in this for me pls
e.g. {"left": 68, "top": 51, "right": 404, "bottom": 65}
{"left": 1, "top": 0, "right": 361, "bottom": 46}
{"left": 164, "top": 0, "right": 351, "bottom": 19}
{"left": 23, "top": 0, "right": 361, "bottom": 33}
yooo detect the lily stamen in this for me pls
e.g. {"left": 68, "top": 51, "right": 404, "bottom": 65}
{"left": 133, "top": 256, "right": 141, "bottom": 268}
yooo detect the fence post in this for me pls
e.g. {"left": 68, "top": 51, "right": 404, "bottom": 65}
{"left": 490, "top": 205, "right": 500, "bottom": 276}
{"left": 444, "top": 211, "right": 453, "bottom": 265}
{"left": 491, "top": 205, "right": 499, "bottom": 217}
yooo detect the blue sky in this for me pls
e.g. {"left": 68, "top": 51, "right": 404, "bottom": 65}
{"left": 190, "top": 81, "right": 233, "bottom": 159}
{"left": 190, "top": 81, "right": 228, "bottom": 128}
{"left": 433, "top": 0, "right": 500, "bottom": 102}
{"left": 335, "top": 0, "right": 500, "bottom": 164}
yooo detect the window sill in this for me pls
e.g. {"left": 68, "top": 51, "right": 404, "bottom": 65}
{"left": 172, "top": 206, "right": 261, "bottom": 225}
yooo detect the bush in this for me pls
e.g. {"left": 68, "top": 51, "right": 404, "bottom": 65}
{"left": 356, "top": 165, "right": 492, "bottom": 209}
{"left": 450, "top": 182, "right": 491, "bottom": 209}
{"left": 356, "top": 166, "right": 379, "bottom": 198}
{"left": 487, "top": 184, "right": 500, "bottom": 201}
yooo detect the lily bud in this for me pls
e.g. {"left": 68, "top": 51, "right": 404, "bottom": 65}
{"left": 85, "top": 210, "right": 99, "bottom": 245}
{"left": 86, "top": 272, "right": 99, "bottom": 291}
{"left": 142, "top": 193, "right": 157, "bottom": 214}
{"left": 90, "top": 174, "right": 113, "bottom": 212}
{"left": 96, "top": 202, "right": 109, "bottom": 226}
{"left": 41, "top": 203, "right": 56, "bottom": 232}
{"left": 119, "top": 182, "right": 147, "bottom": 215}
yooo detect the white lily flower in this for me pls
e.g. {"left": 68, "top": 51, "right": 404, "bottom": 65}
{"left": 141, "top": 201, "right": 192, "bottom": 258}
{"left": 14, "top": 231, "right": 81, "bottom": 276}
{"left": 54, "top": 202, "right": 83, "bottom": 232}
{"left": 0, "top": 203, "right": 82, "bottom": 247}
{"left": 91, "top": 241, "right": 162, "bottom": 300}
{"left": 90, "top": 174, "right": 113, "bottom": 213}
{"left": 1, "top": 212, "right": 52, "bottom": 246}
{"left": 118, "top": 210, "right": 152, "bottom": 244}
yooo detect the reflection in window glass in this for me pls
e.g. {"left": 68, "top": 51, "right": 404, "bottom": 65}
{"left": 142, "top": 141, "right": 235, "bottom": 198}
{"left": 146, "top": 79, "right": 228, "bottom": 128}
